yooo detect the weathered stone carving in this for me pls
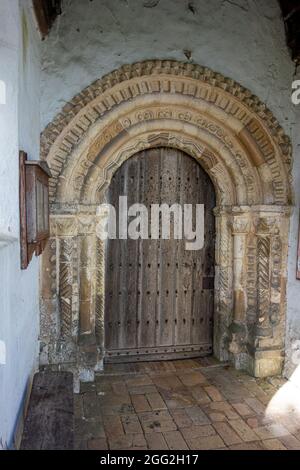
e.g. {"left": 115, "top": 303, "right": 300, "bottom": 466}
{"left": 59, "top": 238, "right": 74, "bottom": 339}
{"left": 257, "top": 236, "right": 271, "bottom": 332}
{"left": 40, "top": 61, "right": 292, "bottom": 378}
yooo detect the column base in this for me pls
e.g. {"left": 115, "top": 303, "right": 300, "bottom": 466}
{"left": 240, "top": 350, "right": 284, "bottom": 378}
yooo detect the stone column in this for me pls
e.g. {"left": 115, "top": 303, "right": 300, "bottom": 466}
{"left": 231, "top": 214, "right": 252, "bottom": 323}
{"left": 222, "top": 205, "right": 291, "bottom": 377}
{"left": 78, "top": 216, "right": 97, "bottom": 340}
{"left": 40, "top": 228, "right": 58, "bottom": 365}
{"left": 228, "top": 209, "right": 252, "bottom": 368}
{"left": 94, "top": 206, "right": 110, "bottom": 349}
{"left": 213, "top": 207, "right": 234, "bottom": 362}
{"left": 43, "top": 215, "right": 79, "bottom": 364}
{"left": 250, "top": 206, "right": 291, "bottom": 377}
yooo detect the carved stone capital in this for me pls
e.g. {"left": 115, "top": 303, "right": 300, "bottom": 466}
{"left": 54, "top": 216, "right": 78, "bottom": 237}
{"left": 231, "top": 216, "right": 253, "bottom": 234}
{"left": 255, "top": 217, "right": 277, "bottom": 236}
{"left": 78, "top": 215, "right": 96, "bottom": 235}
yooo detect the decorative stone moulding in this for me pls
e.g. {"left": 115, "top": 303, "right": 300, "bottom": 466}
{"left": 40, "top": 60, "right": 292, "bottom": 378}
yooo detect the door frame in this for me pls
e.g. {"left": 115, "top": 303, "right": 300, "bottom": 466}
{"left": 103, "top": 147, "right": 216, "bottom": 363}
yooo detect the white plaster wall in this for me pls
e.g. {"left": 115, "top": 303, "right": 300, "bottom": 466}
{"left": 285, "top": 92, "right": 300, "bottom": 378}
{"left": 40, "top": 0, "right": 300, "bottom": 376}
{"left": 0, "top": 0, "right": 40, "bottom": 449}
{"left": 41, "top": 0, "right": 294, "bottom": 130}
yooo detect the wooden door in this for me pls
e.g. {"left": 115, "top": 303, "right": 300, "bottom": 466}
{"left": 104, "top": 147, "right": 215, "bottom": 362}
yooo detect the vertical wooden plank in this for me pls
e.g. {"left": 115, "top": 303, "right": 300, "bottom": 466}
{"left": 20, "top": 371, "right": 73, "bottom": 450}
{"left": 157, "top": 148, "right": 178, "bottom": 347}
{"left": 192, "top": 162, "right": 205, "bottom": 345}
{"left": 121, "top": 155, "right": 140, "bottom": 349}
{"left": 192, "top": 161, "right": 216, "bottom": 346}
{"left": 19, "top": 151, "right": 29, "bottom": 269}
{"left": 116, "top": 161, "right": 131, "bottom": 350}
{"left": 202, "top": 163, "right": 216, "bottom": 346}
{"left": 137, "top": 150, "right": 160, "bottom": 349}
{"left": 105, "top": 170, "right": 120, "bottom": 350}
{"left": 104, "top": 147, "right": 215, "bottom": 361}
{"left": 174, "top": 151, "right": 195, "bottom": 346}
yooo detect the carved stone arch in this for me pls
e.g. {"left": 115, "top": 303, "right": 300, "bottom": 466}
{"left": 40, "top": 61, "right": 292, "bottom": 378}
{"left": 85, "top": 130, "right": 238, "bottom": 207}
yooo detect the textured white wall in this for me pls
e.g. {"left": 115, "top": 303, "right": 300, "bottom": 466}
{"left": 285, "top": 93, "right": 300, "bottom": 378}
{"left": 0, "top": 0, "right": 40, "bottom": 449}
{"left": 40, "top": 0, "right": 300, "bottom": 376}
{"left": 41, "top": 0, "right": 294, "bottom": 130}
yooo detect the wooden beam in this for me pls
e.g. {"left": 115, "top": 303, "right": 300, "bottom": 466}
{"left": 279, "top": 0, "right": 300, "bottom": 63}
{"left": 32, "top": 0, "right": 61, "bottom": 39}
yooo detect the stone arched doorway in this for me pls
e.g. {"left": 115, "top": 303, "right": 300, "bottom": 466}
{"left": 104, "top": 147, "right": 216, "bottom": 363}
{"left": 40, "top": 60, "right": 292, "bottom": 378}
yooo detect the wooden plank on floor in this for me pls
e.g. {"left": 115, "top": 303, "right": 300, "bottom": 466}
{"left": 21, "top": 371, "right": 74, "bottom": 450}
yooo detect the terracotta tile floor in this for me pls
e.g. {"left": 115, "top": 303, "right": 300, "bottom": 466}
{"left": 74, "top": 358, "right": 300, "bottom": 450}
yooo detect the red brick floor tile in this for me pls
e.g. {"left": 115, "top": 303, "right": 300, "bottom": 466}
{"left": 205, "top": 401, "right": 240, "bottom": 420}
{"left": 103, "top": 415, "right": 124, "bottom": 439}
{"left": 111, "top": 381, "right": 128, "bottom": 396}
{"left": 206, "top": 412, "right": 227, "bottom": 422}
{"left": 152, "top": 375, "right": 183, "bottom": 390}
{"left": 213, "top": 422, "right": 242, "bottom": 446}
{"left": 185, "top": 406, "right": 210, "bottom": 425}
{"left": 131, "top": 394, "right": 151, "bottom": 413}
{"left": 181, "top": 424, "right": 216, "bottom": 441}
{"left": 146, "top": 432, "right": 169, "bottom": 450}
{"left": 178, "top": 371, "right": 207, "bottom": 387}
{"left": 146, "top": 392, "right": 167, "bottom": 410}
{"left": 253, "top": 424, "right": 290, "bottom": 440}
{"left": 279, "top": 434, "right": 300, "bottom": 450}
{"left": 131, "top": 434, "right": 148, "bottom": 449}
{"left": 159, "top": 388, "right": 195, "bottom": 409}
{"left": 121, "top": 414, "right": 143, "bottom": 434}
{"left": 229, "top": 442, "right": 264, "bottom": 450}
{"left": 170, "top": 409, "right": 193, "bottom": 429}
{"left": 246, "top": 415, "right": 273, "bottom": 428}
{"left": 108, "top": 434, "right": 134, "bottom": 450}
{"left": 231, "top": 402, "right": 254, "bottom": 417}
{"left": 204, "top": 385, "right": 224, "bottom": 402}
{"left": 190, "top": 385, "right": 211, "bottom": 405}
{"left": 277, "top": 414, "right": 300, "bottom": 434}
{"left": 188, "top": 434, "right": 225, "bottom": 450}
{"left": 128, "top": 385, "right": 158, "bottom": 395}
{"left": 163, "top": 430, "right": 189, "bottom": 450}
{"left": 244, "top": 397, "right": 266, "bottom": 415}
{"left": 126, "top": 375, "right": 153, "bottom": 387}
{"left": 139, "top": 410, "right": 177, "bottom": 433}
{"left": 227, "top": 419, "right": 259, "bottom": 442}
{"left": 261, "top": 439, "right": 287, "bottom": 450}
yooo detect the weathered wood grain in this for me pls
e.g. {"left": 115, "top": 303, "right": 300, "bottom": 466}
{"left": 104, "top": 147, "right": 215, "bottom": 362}
{"left": 21, "top": 371, "right": 74, "bottom": 450}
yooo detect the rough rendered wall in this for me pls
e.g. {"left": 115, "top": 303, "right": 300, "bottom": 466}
{"left": 0, "top": 0, "right": 40, "bottom": 449}
{"left": 285, "top": 91, "right": 300, "bottom": 378}
{"left": 40, "top": 0, "right": 300, "bottom": 376}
